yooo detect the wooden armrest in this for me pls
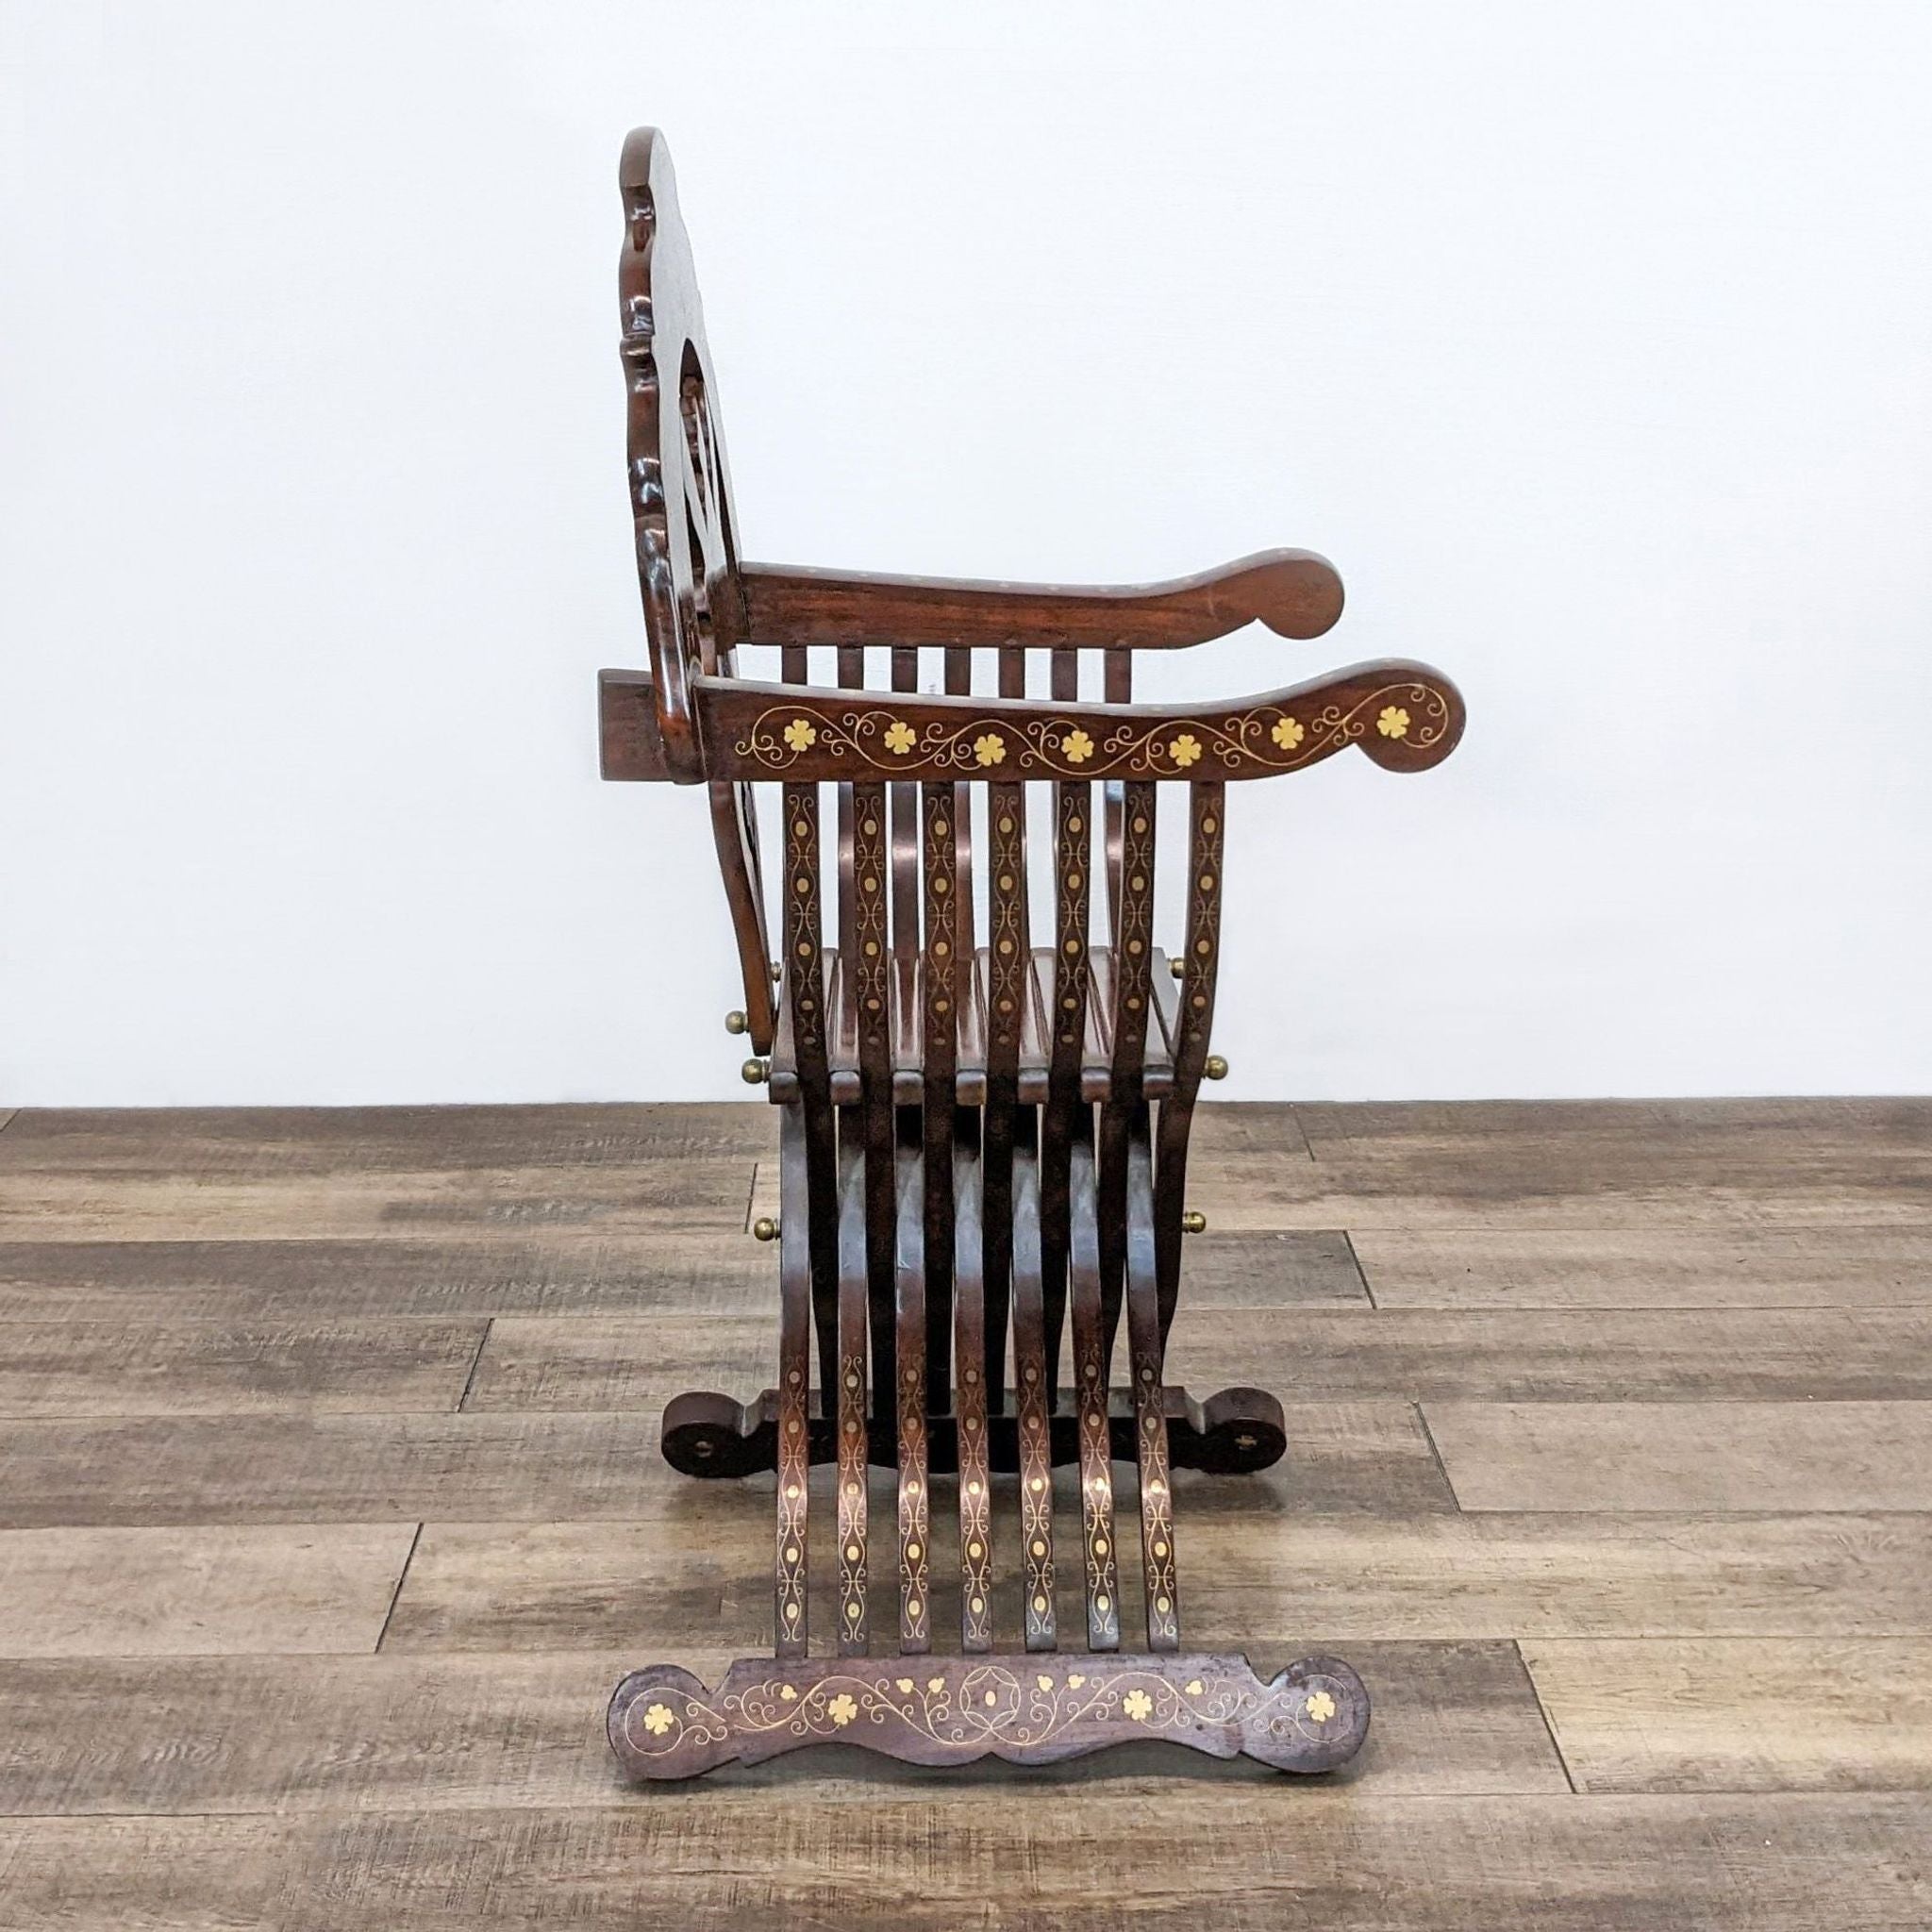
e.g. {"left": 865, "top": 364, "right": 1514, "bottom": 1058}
{"left": 725, "top": 549, "right": 1345, "bottom": 651}
{"left": 601, "top": 660, "right": 1463, "bottom": 783}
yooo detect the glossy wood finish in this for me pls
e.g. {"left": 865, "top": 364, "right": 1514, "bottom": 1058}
{"left": 599, "top": 128, "right": 1465, "bottom": 1780}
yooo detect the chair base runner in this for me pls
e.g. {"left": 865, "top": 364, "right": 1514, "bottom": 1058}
{"left": 608, "top": 1651, "right": 1368, "bottom": 1779}
{"left": 661, "top": 1382, "right": 1287, "bottom": 1478}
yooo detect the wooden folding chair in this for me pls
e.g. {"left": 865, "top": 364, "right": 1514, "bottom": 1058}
{"left": 601, "top": 128, "right": 1464, "bottom": 1776}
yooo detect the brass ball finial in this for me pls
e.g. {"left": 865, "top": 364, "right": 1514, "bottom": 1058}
{"left": 1204, "top": 1055, "right": 1228, "bottom": 1081}
{"left": 741, "top": 1058, "right": 769, "bottom": 1086}
{"left": 1170, "top": 958, "right": 1186, "bottom": 979}
{"left": 752, "top": 1216, "right": 780, "bottom": 1242}
{"left": 1180, "top": 1209, "right": 1208, "bottom": 1235}
{"left": 724, "top": 1010, "right": 749, "bottom": 1036}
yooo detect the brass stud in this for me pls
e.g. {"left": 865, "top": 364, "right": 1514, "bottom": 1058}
{"left": 724, "top": 1009, "right": 749, "bottom": 1035}
{"left": 752, "top": 1216, "right": 779, "bottom": 1242}
{"left": 1169, "top": 958, "right": 1186, "bottom": 979}
{"left": 741, "top": 1058, "right": 770, "bottom": 1085}
{"left": 1204, "top": 1055, "right": 1228, "bottom": 1080}
{"left": 770, "top": 961, "right": 782, "bottom": 983}
{"left": 1181, "top": 1209, "right": 1208, "bottom": 1234}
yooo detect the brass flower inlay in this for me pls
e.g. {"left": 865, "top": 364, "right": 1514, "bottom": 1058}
{"left": 1037, "top": 1674, "right": 1054, "bottom": 1692}
{"left": 973, "top": 733, "right": 1007, "bottom": 767}
{"left": 1305, "top": 1690, "right": 1337, "bottom": 1724}
{"left": 782, "top": 717, "right": 818, "bottom": 752}
{"left": 896, "top": 1677, "right": 915, "bottom": 1693}
{"left": 1185, "top": 1679, "right": 1204, "bottom": 1697}
{"left": 641, "top": 1703, "right": 675, "bottom": 1736}
{"left": 1170, "top": 733, "right": 1202, "bottom": 769}
{"left": 884, "top": 720, "right": 916, "bottom": 756}
{"left": 1375, "top": 707, "right": 1410, "bottom": 740}
{"left": 1123, "top": 1689, "right": 1155, "bottom": 1722}
{"left": 1061, "top": 727, "right": 1094, "bottom": 763}
{"left": 1067, "top": 1674, "right": 1086, "bottom": 1689}
{"left": 827, "top": 1692, "right": 858, "bottom": 1727}
{"left": 1272, "top": 715, "right": 1305, "bottom": 750}
{"left": 778, "top": 1685, "right": 798, "bottom": 1702}
{"left": 927, "top": 1676, "right": 945, "bottom": 1693}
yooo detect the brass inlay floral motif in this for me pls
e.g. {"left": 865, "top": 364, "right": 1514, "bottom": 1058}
{"left": 732, "top": 679, "right": 1451, "bottom": 777}
{"left": 614, "top": 1658, "right": 1360, "bottom": 1774}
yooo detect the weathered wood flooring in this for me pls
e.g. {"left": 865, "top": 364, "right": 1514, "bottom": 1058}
{"left": 0, "top": 1098, "right": 1928, "bottom": 1928}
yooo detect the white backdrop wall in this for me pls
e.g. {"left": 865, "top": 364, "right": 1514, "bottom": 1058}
{"left": 4, "top": 0, "right": 1929, "bottom": 1105}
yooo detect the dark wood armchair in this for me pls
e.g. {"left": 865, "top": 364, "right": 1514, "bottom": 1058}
{"left": 601, "top": 128, "right": 1464, "bottom": 1776}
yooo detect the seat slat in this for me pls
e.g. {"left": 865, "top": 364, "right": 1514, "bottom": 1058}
{"left": 952, "top": 1135, "right": 993, "bottom": 1655}
{"left": 833, "top": 1127, "right": 869, "bottom": 1657}
{"left": 892, "top": 1147, "right": 931, "bottom": 1653}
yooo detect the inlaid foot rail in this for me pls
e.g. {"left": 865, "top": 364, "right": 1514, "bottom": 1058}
{"left": 608, "top": 1652, "right": 1368, "bottom": 1778}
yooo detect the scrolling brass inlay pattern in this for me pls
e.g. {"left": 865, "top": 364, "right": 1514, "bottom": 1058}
{"left": 782, "top": 784, "right": 825, "bottom": 1059}
{"left": 1053, "top": 785, "right": 1091, "bottom": 1054}
{"left": 1111, "top": 786, "right": 1157, "bottom": 1085}
{"left": 836, "top": 1333, "right": 869, "bottom": 1656}
{"left": 609, "top": 1652, "right": 1369, "bottom": 1778}
{"left": 896, "top": 1352, "right": 931, "bottom": 1653}
{"left": 730, "top": 680, "right": 1454, "bottom": 778}
{"left": 1175, "top": 785, "right": 1224, "bottom": 1076}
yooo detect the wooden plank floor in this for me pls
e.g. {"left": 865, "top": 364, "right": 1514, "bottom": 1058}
{"left": 0, "top": 1099, "right": 1928, "bottom": 1929}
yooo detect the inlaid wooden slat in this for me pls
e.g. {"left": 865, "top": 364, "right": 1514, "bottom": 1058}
{"left": 1154, "top": 781, "right": 1224, "bottom": 1340}
{"left": 919, "top": 780, "right": 958, "bottom": 1409}
{"left": 1522, "top": 1637, "right": 1932, "bottom": 1792}
{"left": 1038, "top": 764, "right": 1091, "bottom": 1412}
{"left": 780, "top": 782, "right": 840, "bottom": 1390}
{"left": 1124, "top": 1124, "right": 1179, "bottom": 1653}
{"left": 951, "top": 1138, "right": 993, "bottom": 1654}
{"left": 1068, "top": 1136, "right": 1121, "bottom": 1651}
{"left": 1010, "top": 1150, "right": 1057, "bottom": 1653}
{"left": 848, "top": 783, "right": 897, "bottom": 1421}
{"left": 891, "top": 1151, "right": 930, "bottom": 1653}
{"left": 0, "top": 1524, "right": 415, "bottom": 1657}
{"left": 1426, "top": 1400, "right": 1932, "bottom": 1513}
{"left": 833, "top": 1133, "right": 870, "bottom": 1657}
{"left": 773, "top": 1108, "right": 811, "bottom": 1659}
{"left": 1097, "top": 784, "right": 1156, "bottom": 1362}
{"left": 980, "top": 777, "right": 1028, "bottom": 1415}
